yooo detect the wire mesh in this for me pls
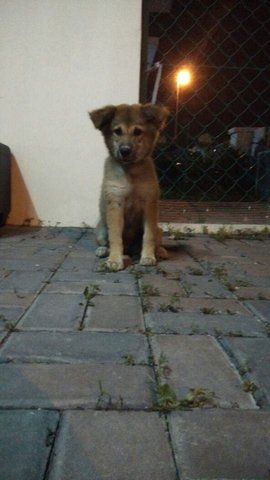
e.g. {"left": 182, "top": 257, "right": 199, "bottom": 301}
{"left": 140, "top": 0, "right": 270, "bottom": 202}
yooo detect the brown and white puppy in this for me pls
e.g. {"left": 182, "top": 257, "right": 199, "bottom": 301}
{"left": 89, "top": 103, "right": 169, "bottom": 271}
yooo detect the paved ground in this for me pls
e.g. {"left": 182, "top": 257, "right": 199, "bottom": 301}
{"left": 0, "top": 226, "right": 269, "bottom": 480}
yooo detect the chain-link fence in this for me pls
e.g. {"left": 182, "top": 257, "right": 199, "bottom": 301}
{"left": 140, "top": 0, "right": 270, "bottom": 202}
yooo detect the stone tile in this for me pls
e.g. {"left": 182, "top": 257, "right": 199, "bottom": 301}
{"left": 246, "top": 299, "right": 270, "bottom": 321}
{"left": 0, "top": 364, "right": 154, "bottom": 409}
{"left": 72, "top": 236, "right": 97, "bottom": 253}
{"left": 58, "top": 254, "right": 96, "bottom": 270}
{"left": 85, "top": 295, "right": 144, "bottom": 331}
{"left": 0, "top": 307, "right": 24, "bottom": 329}
{"left": 139, "top": 274, "right": 185, "bottom": 297}
{"left": 53, "top": 269, "right": 135, "bottom": 284}
{"left": 0, "top": 331, "right": 148, "bottom": 364}
{"left": 169, "top": 410, "right": 270, "bottom": 480}
{"left": 0, "top": 256, "right": 63, "bottom": 271}
{"left": 145, "top": 312, "right": 266, "bottom": 337}
{"left": 50, "top": 274, "right": 137, "bottom": 296}
{"left": 182, "top": 273, "right": 233, "bottom": 298}
{"left": 49, "top": 411, "right": 176, "bottom": 480}
{"left": 96, "top": 281, "right": 138, "bottom": 296}
{"left": 143, "top": 296, "right": 251, "bottom": 315}
{"left": 222, "top": 261, "right": 270, "bottom": 279}
{"left": 0, "top": 410, "right": 59, "bottom": 480}
{"left": 236, "top": 286, "right": 270, "bottom": 300}
{"left": 0, "top": 292, "right": 35, "bottom": 308}
{"left": 52, "top": 270, "right": 105, "bottom": 282}
{"left": 0, "top": 269, "right": 10, "bottom": 281}
{"left": 224, "top": 337, "right": 270, "bottom": 406}
{"left": 151, "top": 335, "right": 255, "bottom": 408}
{"left": 45, "top": 281, "right": 91, "bottom": 294}
{"left": 179, "top": 297, "right": 251, "bottom": 315}
{"left": 18, "top": 293, "right": 85, "bottom": 330}
{"left": 142, "top": 295, "right": 182, "bottom": 313}
{"left": 0, "top": 269, "right": 51, "bottom": 293}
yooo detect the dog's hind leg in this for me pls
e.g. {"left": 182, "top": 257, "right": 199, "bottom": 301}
{"left": 156, "top": 245, "right": 168, "bottom": 259}
{"left": 155, "top": 227, "right": 168, "bottom": 259}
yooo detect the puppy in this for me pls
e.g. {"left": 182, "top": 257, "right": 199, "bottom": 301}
{"left": 89, "top": 103, "right": 169, "bottom": 271}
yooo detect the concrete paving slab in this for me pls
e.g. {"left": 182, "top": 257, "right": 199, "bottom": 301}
{"left": 72, "top": 237, "right": 97, "bottom": 253}
{"left": 169, "top": 410, "right": 270, "bottom": 480}
{"left": 0, "top": 364, "right": 154, "bottom": 409}
{"left": 182, "top": 273, "right": 233, "bottom": 298}
{"left": 51, "top": 273, "right": 137, "bottom": 296}
{"left": 246, "top": 299, "right": 270, "bottom": 321}
{"left": 0, "top": 292, "right": 35, "bottom": 308}
{"left": 141, "top": 295, "right": 182, "bottom": 313}
{"left": 48, "top": 411, "right": 176, "bottom": 480}
{"left": 18, "top": 293, "right": 85, "bottom": 330}
{"left": 0, "top": 307, "right": 24, "bottom": 329}
{"left": 0, "top": 269, "right": 51, "bottom": 293}
{"left": 236, "top": 286, "right": 270, "bottom": 300}
{"left": 52, "top": 270, "right": 106, "bottom": 282}
{"left": 151, "top": 335, "right": 255, "bottom": 408}
{"left": 57, "top": 254, "right": 96, "bottom": 270}
{"left": 0, "top": 331, "right": 148, "bottom": 364}
{"left": 145, "top": 312, "right": 266, "bottom": 336}
{"left": 85, "top": 295, "right": 144, "bottom": 331}
{"left": 45, "top": 281, "right": 92, "bottom": 294}
{"left": 224, "top": 337, "right": 270, "bottom": 406}
{"left": 0, "top": 409, "right": 59, "bottom": 480}
{"left": 53, "top": 269, "right": 135, "bottom": 284}
{"left": 139, "top": 274, "right": 185, "bottom": 296}
{"left": 95, "top": 281, "right": 138, "bottom": 296}
{"left": 163, "top": 297, "right": 251, "bottom": 315}
{"left": 0, "top": 256, "right": 63, "bottom": 271}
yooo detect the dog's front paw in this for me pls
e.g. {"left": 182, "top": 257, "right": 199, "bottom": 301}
{"left": 96, "top": 246, "right": 109, "bottom": 258}
{"left": 140, "top": 256, "right": 157, "bottom": 266}
{"left": 106, "top": 257, "right": 124, "bottom": 271}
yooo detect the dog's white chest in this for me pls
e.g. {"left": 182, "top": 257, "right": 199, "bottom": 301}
{"left": 105, "top": 168, "right": 132, "bottom": 199}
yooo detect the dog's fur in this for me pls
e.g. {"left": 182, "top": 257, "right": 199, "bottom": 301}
{"left": 89, "top": 103, "right": 169, "bottom": 271}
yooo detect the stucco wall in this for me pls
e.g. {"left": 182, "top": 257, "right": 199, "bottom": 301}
{"left": 0, "top": 0, "right": 142, "bottom": 226}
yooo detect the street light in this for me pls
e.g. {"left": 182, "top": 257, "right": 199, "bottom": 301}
{"left": 174, "top": 68, "right": 192, "bottom": 139}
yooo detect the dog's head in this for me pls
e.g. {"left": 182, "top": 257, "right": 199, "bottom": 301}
{"left": 89, "top": 103, "right": 169, "bottom": 165}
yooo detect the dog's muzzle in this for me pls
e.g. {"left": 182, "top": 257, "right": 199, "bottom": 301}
{"left": 119, "top": 145, "right": 132, "bottom": 159}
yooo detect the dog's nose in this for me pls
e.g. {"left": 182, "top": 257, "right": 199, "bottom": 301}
{"left": 119, "top": 145, "right": 132, "bottom": 158}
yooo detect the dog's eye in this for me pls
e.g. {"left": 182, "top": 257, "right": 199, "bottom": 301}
{"left": 113, "top": 127, "right": 122, "bottom": 136}
{"left": 133, "top": 127, "right": 143, "bottom": 137}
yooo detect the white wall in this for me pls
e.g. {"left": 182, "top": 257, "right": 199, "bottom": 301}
{"left": 0, "top": 0, "right": 142, "bottom": 226}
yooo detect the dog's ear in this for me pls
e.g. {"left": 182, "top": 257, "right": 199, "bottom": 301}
{"left": 89, "top": 105, "right": 116, "bottom": 131}
{"left": 141, "top": 103, "right": 169, "bottom": 130}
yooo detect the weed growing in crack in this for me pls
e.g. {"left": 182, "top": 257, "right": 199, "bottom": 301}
{"left": 158, "top": 293, "right": 181, "bottom": 313}
{"left": 83, "top": 284, "right": 100, "bottom": 306}
{"left": 140, "top": 283, "right": 160, "bottom": 297}
{"left": 188, "top": 267, "right": 205, "bottom": 276}
{"left": 96, "top": 380, "right": 112, "bottom": 409}
{"left": 96, "top": 380, "right": 124, "bottom": 410}
{"left": 264, "top": 324, "right": 270, "bottom": 337}
{"left": 154, "top": 353, "right": 215, "bottom": 412}
{"left": 242, "top": 380, "right": 258, "bottom": 393}
{"left": 142, "top": 297, "right": 153, "bottom": 313}
{"left": 201, "top": 307, "right": 218, "bottom": 315}
{"left": 128, "top": 265, "right": 144, "bottom": 280}
{"left": 122, "top": 353, "right": 136, "bottom": 366}
{"left": 4, "top": 321, "right": 19, "bottom": 332}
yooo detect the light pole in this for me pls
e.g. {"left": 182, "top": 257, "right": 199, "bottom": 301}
{"left": 174, "top": 68, "right": 192, "bottom": 140}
